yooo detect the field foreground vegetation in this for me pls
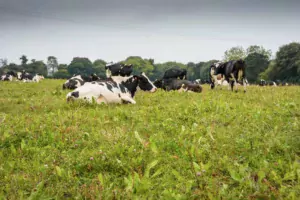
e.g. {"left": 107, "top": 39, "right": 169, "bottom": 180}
{"left": 0, "top": 80, "right": 299, "bottom": 199}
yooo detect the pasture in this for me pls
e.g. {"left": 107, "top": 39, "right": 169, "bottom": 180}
{"left": 0, "top": 80, "right": 299, "bottom": 199}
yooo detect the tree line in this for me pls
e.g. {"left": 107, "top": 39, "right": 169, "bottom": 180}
{"left": 1, "top": 42, "right": 299, "bottom": 83}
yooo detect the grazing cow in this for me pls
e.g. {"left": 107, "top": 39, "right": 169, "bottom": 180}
{"left": 105, "top": 62, "right": 133, "bottom": 77}
{"left": 210, "top": 59, "right": 247, "bottom": 92}
{"left": 209, "top": 61, "right": 226, "bottom": 89}
{"left": 66, "top": 72, "right": 157, "bottom": 104}
{"left": 162, "top": 68, "right": 187, "bottom": 80}
{"left": 154, "top": 79, "right": 202, "bottom": 93}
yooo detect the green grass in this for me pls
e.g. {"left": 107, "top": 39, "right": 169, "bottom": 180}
{"left": 0, "top": 79, "right": 299, "bottom": 199}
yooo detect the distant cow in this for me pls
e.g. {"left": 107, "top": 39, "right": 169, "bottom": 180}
{"left": 66, "top": 72, "right": 157, "bottom": 104}
{"left": 1, "top": 74, "right": 13, "bottom": 81}
{"left": 210, "top": 59, "right": 247, "bottom": 92}
{"left": 154, "top": 79, "right": 202, "bottom": 93}
{"left": 17, "top": 71, "right": 34, "bottom": 82}
{"left": 33, "top": 74, "right": 45, "bottom": 82}
{"left": 162, "top": 68, "right": 187, "bottom": 80}
{"left": 259, "top": 79, "right": 277, "bottom": 86}
{"left": 105, "top": 62, "right": 133, "bottom": 78}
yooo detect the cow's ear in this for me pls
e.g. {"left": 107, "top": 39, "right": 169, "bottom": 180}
{"left": 133, "top": 75, "right": 139, "bottom": 80}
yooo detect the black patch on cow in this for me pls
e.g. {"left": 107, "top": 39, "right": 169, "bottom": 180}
{"left": 119, "top": 84, "right": 127, "bottom": 93}
{"left": 106, "top": 83, "right": 113, "bottom": 92}
{"left": 92, "top": 82, "right": 96, "bottom": 84}
{"left": 138, "top": 74, "right": 154, "bottom": 91}
{"left": 71, "top": 91, "right": 79, "bottom": 98}
{"left": 118, "top": 93, "right": 121, "bottom": 98}
{"left": 122, "top": 77, "right": 139, "bottom": 97}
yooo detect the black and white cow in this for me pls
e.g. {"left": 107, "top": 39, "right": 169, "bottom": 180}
{"left": 153, "top": 79, "right": 202, "bottom": 93}
{"left": 105, "top": 62, "right": 133, "bottom": 78}
{"left": 162, "top": 68, "right": 187, "bottom": 80}
{"left": 210, "top": 59, "right": 247, "bottom": 92}
{"left": 16, "top": 71, "right": 44, "bottom": 82}
{"left": 62, "top": 74, "right": 101, "bottom": 89}
{"left": 259, "top": 79, "right": 277, "bottom": 86}
{"left": 1, "top": 74, "right": 13, "bottom": 81}
{"left": 66, "top": 72, "right": 157, "bottom": 104}
{"left": 1, "top": 71, "right": 17, "bottom": 81}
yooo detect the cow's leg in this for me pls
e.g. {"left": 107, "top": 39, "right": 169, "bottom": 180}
{"left": 97, "top": 95, "right": 108, "bottom": 104}
{"left": 243, "top": 78, "right": 247, "bottom": 93}
{"left": 230, "top": 73, "right": 238, "bottom": 92}
{"left": 219, "top": 76, "right": 225, "bottom": 90}
{"left": 120, "top": 95, "right": 136, "bottom": 104}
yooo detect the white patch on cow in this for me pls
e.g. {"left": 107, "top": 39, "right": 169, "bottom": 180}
{"left": 75, "top": 80, "right": 81, "bottom": 88}
{"left": 17, "top": 72, "right": 22, "bottom": 80}
{"left": 141, "top": 72, "right": 157, "bottom": 92}
{"left": 195, "top": 79, "right": 201, "bottom": 84}
{"left": 111, "top": 75, "right": 131, "bottom": 83}
{"left": 1, "top": 75, "right": 5, "bottom": 80}
{"left": 33, "top": 75, "right": 42, "bottom": 82}
{"left": 273, "top": 82, "right": 277, "bottom": 87}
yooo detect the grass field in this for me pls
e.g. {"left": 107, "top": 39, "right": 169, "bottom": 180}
{"left": 0, "top": 79, "right": 299, "bottom": 199}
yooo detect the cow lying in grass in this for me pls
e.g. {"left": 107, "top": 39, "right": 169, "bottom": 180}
{"left": 153, "top": 79, "right": 202, "bottom": 93}
{"left": 66, "top": 72, "right": 157, "bottom": 104}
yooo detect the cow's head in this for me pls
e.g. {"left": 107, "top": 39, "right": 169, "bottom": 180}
{"left": 63, "top": 79, "right": 81, "bottom": 90}
{"left": 17, "top": 72, "right": 22, "bottom": 80}
{"left": 136, "top": 72, "right": 157, "bottom": 93}
{"left": 121, "top": 72, "right": 157, "bottom": 97}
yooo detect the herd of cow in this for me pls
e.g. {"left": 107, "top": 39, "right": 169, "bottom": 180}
{"left": 1, "top": 70, "right": 44, "bottom": 82}
{"left": 0, "top": 59, "right": 292, "bottom": 105}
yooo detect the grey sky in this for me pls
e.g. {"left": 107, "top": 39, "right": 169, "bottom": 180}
{"left": 0, "top": 0, "right": 299, "bottom": 64}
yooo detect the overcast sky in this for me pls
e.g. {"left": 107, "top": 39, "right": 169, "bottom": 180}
{"left": 0, "top": 0, "right": 299, "bottom": 64}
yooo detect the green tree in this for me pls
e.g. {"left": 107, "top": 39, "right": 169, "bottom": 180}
{"left": 53, "top": 69, "right": 70, "bottom": 79}
{"left": 19, "top": 55, "right": 28, "bottom": 65}
{"left": 47, "top": 56, "right": 58, "bottom": 76}
{"left": 223, "top": 46, "right": 246, "bottom": 61}
{"left": 68, "top": 57, "right": 93, "bottom": 76}
{"left": 0, "top": 58, "right": 8, "bottom": 68}
{"left": 246, "top": 45, "right": 272, "bottom": 59}
{"left": 93, "top": 59, "right": 107, "bottom": 78}
{"left": 244, "top": 53, "right": 270, "bottom": 83}
{"left": 259, "top": 60, "right": 278, "bottom": 81}
{"left": 199, "top": 60, "right": 219, "bottom": 80}
{"left": 26, "top": 60, "right": 48, "bottom": 76}
{"left": 274, "top": 42, "right": 300, "bottom": 82}
{"left": 122, "top": 56, "right": 154, "bottom": 77}
{"left": 58, "top": 64, "right": 68, "bottom": 70}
